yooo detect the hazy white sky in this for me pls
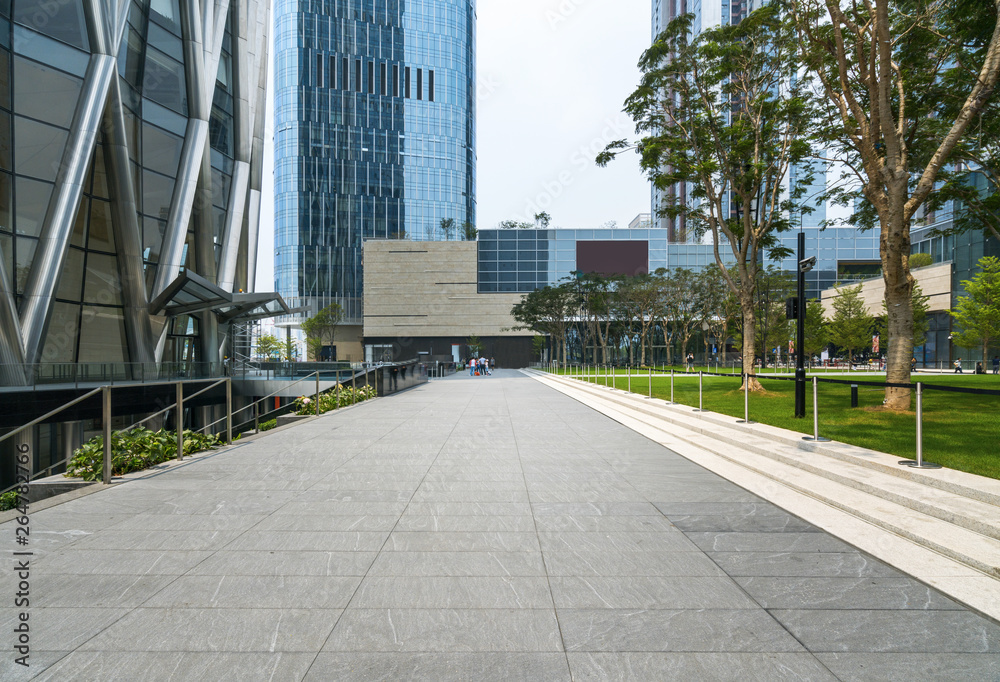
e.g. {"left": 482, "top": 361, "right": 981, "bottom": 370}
{"left": 256, "top": 0, "right": 652, "bottom": 289}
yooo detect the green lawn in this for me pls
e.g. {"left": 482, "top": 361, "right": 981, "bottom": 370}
{"left": 553, "top": 367, "right": 1000, "bottom": 480}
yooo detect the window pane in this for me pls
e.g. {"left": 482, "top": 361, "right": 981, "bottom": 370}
{"left": 0, "top": 49, "right": 9, "bottom": 110}
{"left": 14, "top": 116, "right": 68, "bottom": 181}
{"left": 14, "top": 176, "right": 52, "bottom": 236}
{"left": 141, "top": 169, "right": 174, "bottom": 221}
{"left": 91, "top": 145, "right": 109, "bottom": 198}
{"left": 69, "top": 199, "right": 86, "bottom": 246}
{"left": 142, "top": 123, "right": 183, "bottom": 177}
{"left": 14, "top": 234, "right": 35, "bottom": 292}
{"left": 39, "top": 301, "right": 79, "bottom": 362}
{"left": 82, "top": 252, "right": 122, "bottom": 305}
{"left": 148, "top": 0, "right": 180, "bottom": 34}
{"left": 142, "top": 48, "right": 187, "bottom": 115}
{"left": 0, "top": 171, "right": 9, "bottom": 232}
{"left": 118, "top": 27, "right": 143, "bottom": 88}
{"left": 87, "top": 199, "right": 115, "bottom": 253}
{"left": 77, "top": 305, "right": 127, "bottom": 362}
{"left": 13, "top": 0, "right": 88, "bottom": 50}
{"left": 56, "top": 246, "right": 83, "bottom": 301}
{"left": 13, "top": 56, "right": 82, "bottom": 128}
{"left": 147, "top": 21, "right": 182, "bottom": 61}
{"left": 12, "top": 25, "right": 87, "bottom": 77}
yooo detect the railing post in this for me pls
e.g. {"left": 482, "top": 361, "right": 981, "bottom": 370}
{"left": 102, "top": 386, "right": 112, "bottom": 484}
{"left": 225, "top": 378, "right": 232, "bottom": 445}
{"left": 253, "top": 401, "right": 259, "bottom": 433}
{"left": 176, "top": 382, "right": 184, "bottom": 461}
{"left": 899, "top": 382, "right": 940, "bottom": 469}
{"left": 315, "top": 371, "right": 320, "bottom": 416}
{"left": 803, "top": 377, "right": 829, "bottom": 442}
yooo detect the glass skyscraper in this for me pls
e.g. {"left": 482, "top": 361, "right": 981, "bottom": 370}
{"left": 273, "top": 0, "right": 477, "bottom": 327}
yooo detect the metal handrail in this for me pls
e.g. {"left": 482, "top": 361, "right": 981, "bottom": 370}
{"left": 123, "top": 379, "right": 228, "bottom": 433}
{"left": 1, "top": 377, "right": 233, "bottom": 493}
{"left": 0, "top": 386, "right": 104, "bottom": 448}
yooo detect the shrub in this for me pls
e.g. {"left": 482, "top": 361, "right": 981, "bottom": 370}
{"left": 0, "top": 491, "right": 19, "bottom": 512}
{"left": 294, "top": 384, "right": 376, "bottom": 416}
{"left": 259, "top": 419, "right": 278, "bottom": 431}
{"left": 65, "top": 427, "right": 219, "bottom": 482}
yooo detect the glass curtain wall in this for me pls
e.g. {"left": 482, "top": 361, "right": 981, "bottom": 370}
{"left": 274, "top": 0, "right": 476, "bottom": 324}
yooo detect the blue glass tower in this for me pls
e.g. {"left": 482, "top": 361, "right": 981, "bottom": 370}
{"left": 273, "top": 0, "right": 476, "bottom": 326}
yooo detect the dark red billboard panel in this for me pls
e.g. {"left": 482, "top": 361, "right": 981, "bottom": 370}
{"left": 576, "top": 241, "right": 649, "bottom": 277}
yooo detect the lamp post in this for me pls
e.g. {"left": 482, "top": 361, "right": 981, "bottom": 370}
{"left": 795, "top": 233, "right": 816, "bottom": 418}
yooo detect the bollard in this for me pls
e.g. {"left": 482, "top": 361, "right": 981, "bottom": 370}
{"left": 850, "top": 384, "right": 859, "bottom": 408}
{"left": 694, "top": 371, "right": 704, "bottom": 412}
{"left": 627, "top": 365, "right": 631, "bottom": 393}
{"left": 225, "top": 378, "right": 232, "bottom": 445}
{"left": 176, "top": 382, "right": 184, "bottom": 461}
{"left": 670, "top": 369, "right": 675, "bottom": 404}
{"left": 899, "top": 383, "right": 940, "bottom": 469}
{"left": 737, "top": 373, "right": 754, "bottom": 424}
{"left": 102, "top": 386, "right": 112, "bottom": 484}
{"left": 648, "top": 367, "right": 652, "bottom": 398}
{"left": 803, "top": 377, "right": 829, "bottom": 441}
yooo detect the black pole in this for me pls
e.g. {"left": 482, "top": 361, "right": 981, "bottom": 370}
{"left": 795, "top": 232, "right": 806, "bottom": 418}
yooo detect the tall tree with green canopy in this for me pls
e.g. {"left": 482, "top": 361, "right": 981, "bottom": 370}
{"left": 599, "top": 6, "right": 815, "bottom": 390}
{"left": 787, "top": 0, "right": 1000, "bottom": 408}
{"left": 828, "top": 284, "right": 876, "bottom": 366}
{"left": 301, "top": 302, "right": 344, "bottom": 360}
{"left": 510, "top": 282, "right": 577, "bottom": 368}
{"left": 803, "top": 298, "right": 829, "bottom": 361}
{"left": 951, "top": 256, "right": 1000, "bottom": 365}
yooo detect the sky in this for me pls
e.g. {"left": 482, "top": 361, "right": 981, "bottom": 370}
{"left": 255, "top": 0, "right": 653, "bottom": 289}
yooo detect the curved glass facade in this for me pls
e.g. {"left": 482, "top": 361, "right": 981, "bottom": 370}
{"left": 274, "top": 0, "right": 477, "bottom": 323}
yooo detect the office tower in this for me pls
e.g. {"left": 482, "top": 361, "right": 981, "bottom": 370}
{"left": 273, "top": 0, "right": 477, "bottom": 358}
{"left": 0, "top": 0, "right": 271, "bottom": 385}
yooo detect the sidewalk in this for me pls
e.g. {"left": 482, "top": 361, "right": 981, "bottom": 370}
{"left": 1, "top": 369, "right": 998, "bottom": 681}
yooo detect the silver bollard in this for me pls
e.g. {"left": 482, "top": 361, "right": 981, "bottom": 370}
{"left": 648, "top": 367, "right": 652, "bottom": 398}
{"left": 627, "top": 365, "right": 631, "bottom": 393}
{"left": 670, "top": 369, "right": 674, "bottom": 404}
{"left": 102, "top": 386, "right": 112, "bottom": 484}
{"left": 694, "top": 371, "right": 704, "bottom": 412}
{"left": 803, "top": 377, "right": 828, "bottom": 441}
{"left": 900, "top": 383, "right": 940, "bottom": 468}
{"left": 738, "top": 373, "right": 754, "bottom": 424}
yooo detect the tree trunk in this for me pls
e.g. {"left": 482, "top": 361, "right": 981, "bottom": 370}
{"left": 881, "top": 195, "right": 915, "bottom": 410}
{"left": 740, "top": 294, "right": 764, "bottom": 391}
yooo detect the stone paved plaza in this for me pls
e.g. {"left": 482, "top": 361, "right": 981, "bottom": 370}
{"left": 3, "top": 370, "right": 1000, "bottom": 680}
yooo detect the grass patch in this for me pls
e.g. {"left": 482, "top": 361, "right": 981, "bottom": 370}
{"left": 560, "top": 368, "right": 1000, "bottom": 479}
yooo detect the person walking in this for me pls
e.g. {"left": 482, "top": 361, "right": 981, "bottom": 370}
{"left": 954, "top": 358, "right": 963, "bottom": 374}
{"left": 686, "top": 353, "right": 694, "bottom": 373}
{"left": 911, "top": 357, "right": 917, "bottom": 373}
{"left": 993, "top": 356, "right": 999, "bottom": 375}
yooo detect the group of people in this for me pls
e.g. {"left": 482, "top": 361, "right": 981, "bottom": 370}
{"left": 950, "top": 357, "right": 1000, "bottom": 374}
{"left": 468, "top": 357, "right": 494, "bottom": 376}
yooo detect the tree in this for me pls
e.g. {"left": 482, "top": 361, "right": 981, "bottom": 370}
{"left": 534, "top": 212, "right": 551, "bottom": 228}
{"left": 577, "top": 272, "right": 615, "bottom": 364}
{"left": 466, "top": 334, "right": 483, "bottom": 357}
{"left": 440, "top": 218, "right": 455, "bottom": 240}
{"left": 694, "top": 265, "right": 734, "bottom": 364}
{"left": 497, "top": 219, "right": 534, "bottom": 230}
{"left": 599, "top": 7, "right": 815, "bottom": 391}
{"left": 788, "top": 0, "right": 1000, "bottom": 408}
{"left": 462, "top": 221, "right": 478, "bottom": 240}
{"left": 255, "top": 334, "right": 283, "bottom": 361}
{"left": 803, "top": 299, "right": 828, "bottom": 361}
{"left": 657, "top": 268, "right": 702, "bottom": 366}
{"left": 510, "top": 282, "right": 577, "bottom": 367}
{"left": 301, "top": 302, "right": 344, "bottom": 359}
{"left": 827, "top": 284, "right": 876, "bottom": 366}
{"left": 283, "top": 337, "right": 298, "bottom": 361}
{"left": 532, "top": 335, "right": 546, "bottom": 361}
{"left": 951, "top": 256, "right": 1000, "bottom": 365}
{"left": 877, "top": 284, "right": 931, "bottom": 349}
{"left": 614, "top": 274, "right": 660, "bottom": 365}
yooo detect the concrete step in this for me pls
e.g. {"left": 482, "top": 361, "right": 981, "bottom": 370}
{"left": 534, "top": 372, "right": 1000, "bottom": 578}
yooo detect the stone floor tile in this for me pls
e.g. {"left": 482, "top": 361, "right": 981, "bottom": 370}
{"left": 567, "top": 652, "right": 838, "bottom": 681}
